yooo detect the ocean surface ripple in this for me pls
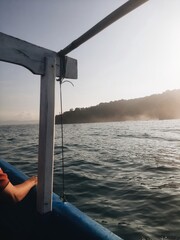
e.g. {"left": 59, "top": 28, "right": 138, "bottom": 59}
{"left": 0, "top": 120, "right": 180, "bottom": 240}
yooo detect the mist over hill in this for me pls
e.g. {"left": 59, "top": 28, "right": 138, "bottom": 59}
{"left": 55, "top": 89, "right": 180, "bottom": 124}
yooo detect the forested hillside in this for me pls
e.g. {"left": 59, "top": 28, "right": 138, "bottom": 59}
{"left": 55, "top": 89, "right": 180, "bottom": 124}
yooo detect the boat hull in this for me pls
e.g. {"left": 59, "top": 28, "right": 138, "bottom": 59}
{"left": 0, "top": 159, "right": 123, "bottom": 240}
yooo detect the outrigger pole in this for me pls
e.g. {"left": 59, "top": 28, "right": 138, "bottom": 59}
{"left": 0, "top": 0, "right": 148, "bottom": 214}
{"left": 58, "top": 0, "right": 148, "bottom": 57}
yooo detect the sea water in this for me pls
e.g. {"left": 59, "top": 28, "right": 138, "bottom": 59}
{"left": 0, "top": 120, "right": 180, "bottom": 240}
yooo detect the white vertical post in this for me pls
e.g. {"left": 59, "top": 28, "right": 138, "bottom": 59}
{"left": 37, "top": 55, "right": 56, "bottom": 214}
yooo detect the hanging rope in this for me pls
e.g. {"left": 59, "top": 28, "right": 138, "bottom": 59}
{"left": 58, "top": 78, "right": 74, "bottom": 202}
{"left": 59, "top": 78, "right": 66, "bottom": 202}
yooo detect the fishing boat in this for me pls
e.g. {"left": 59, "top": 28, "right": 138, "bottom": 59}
{"left": 0, "top": 1, "right": 148, "bottom": 239}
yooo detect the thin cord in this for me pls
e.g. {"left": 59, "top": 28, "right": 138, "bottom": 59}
{"left": 59, "top": 79, "right": 66, "bottom": 202}
{"left": 58, "top": 78, "right": 74, "bottom": 202}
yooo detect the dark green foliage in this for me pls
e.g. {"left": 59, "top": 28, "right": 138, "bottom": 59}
{"left": 55, "top": 89, "right": 180, "bottom": 124}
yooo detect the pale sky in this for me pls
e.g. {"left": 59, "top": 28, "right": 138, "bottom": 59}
{"left": 0, "top": 0, "right": 180, "bottom": 124}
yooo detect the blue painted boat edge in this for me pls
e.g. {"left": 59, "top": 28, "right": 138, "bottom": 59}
{"left": 0, "top": 159, "right": 123, "bottom": 240}
{"left": 0, "top": 159, "right": 29, "bottom": 183}
{"left": 52, "top": 197, "right": 123, "bottom": 240}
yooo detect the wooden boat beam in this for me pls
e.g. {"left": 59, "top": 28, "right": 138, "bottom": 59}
{"left": 37, "top": 56, "right": 56, "bottom": 213}
{"left": 58, "top": 0, "right": 148, "bottom": 56}
{"left": 0, "top": 32, "right": 77, "bottom": 78}
{"left": 0, "top": 32, "right": 77, "bottom": 214}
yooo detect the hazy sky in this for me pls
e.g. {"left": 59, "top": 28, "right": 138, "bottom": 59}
{"left": 0, "top": 0, "right": 180, "bottom": 123}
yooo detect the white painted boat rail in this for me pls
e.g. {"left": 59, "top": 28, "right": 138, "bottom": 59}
{"left": 0, "top": 32, "right": 77, "bottom": 214}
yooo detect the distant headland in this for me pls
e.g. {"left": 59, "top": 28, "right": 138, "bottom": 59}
{"left": 55, "top": 89, "right": 180, "bottom": 124}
